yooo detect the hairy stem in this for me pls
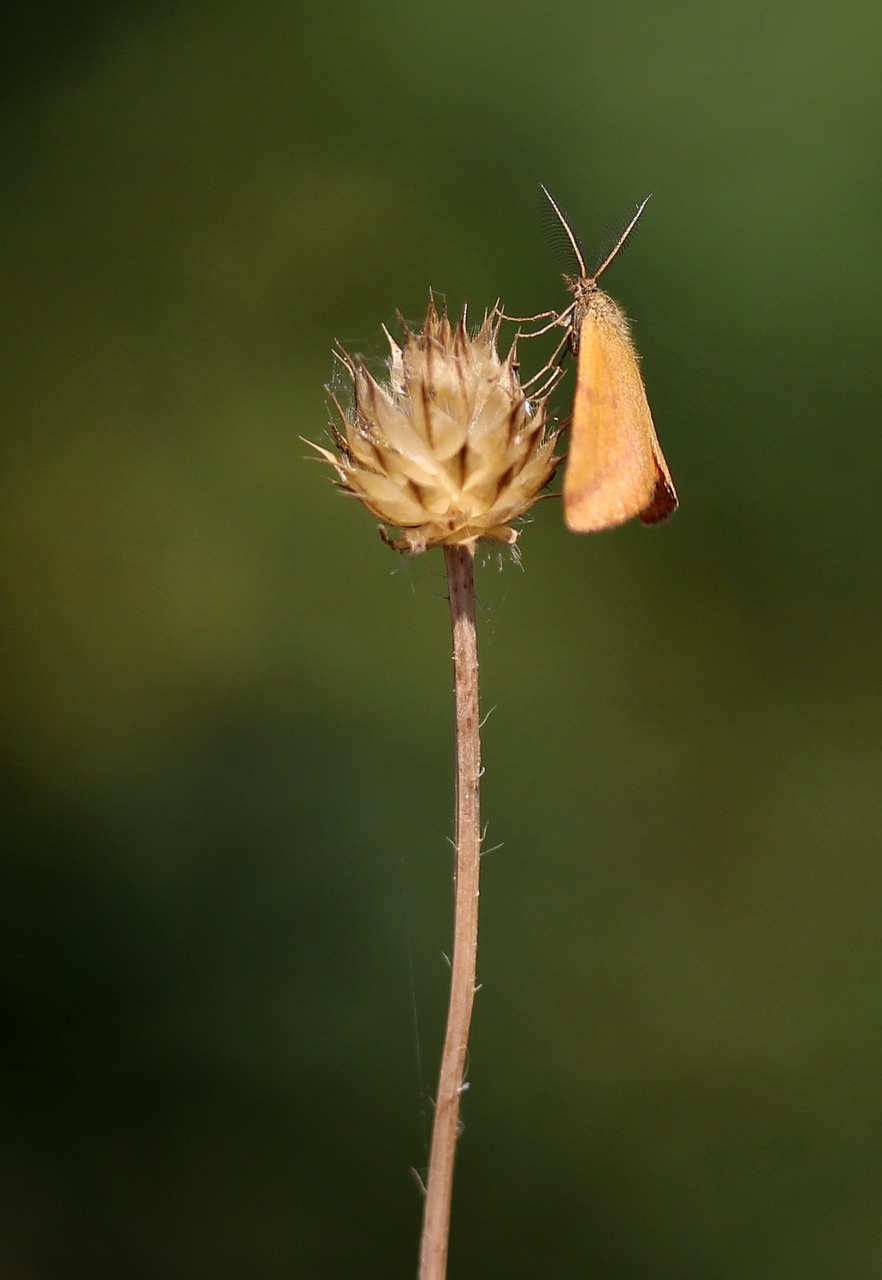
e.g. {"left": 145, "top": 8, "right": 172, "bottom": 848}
{"left": 418, "top": 544, "right": 482, "bottom": 1280}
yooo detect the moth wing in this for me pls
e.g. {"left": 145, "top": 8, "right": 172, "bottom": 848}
{"left": 563, "top": 305, "right": 677, "bottom": 533}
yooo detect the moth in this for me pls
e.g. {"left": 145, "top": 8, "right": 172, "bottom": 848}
{"left": 540, "top": 184, "right": 677, "bottom": 532}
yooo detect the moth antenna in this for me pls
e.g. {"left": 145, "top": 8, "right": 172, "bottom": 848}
{"left": 539, "top": 183, "right": 589, "bottom": 281}
{"left": 590, "top": 194, "right": 652, "bottom": 282}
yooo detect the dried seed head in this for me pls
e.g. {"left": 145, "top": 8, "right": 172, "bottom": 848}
{"left": 310, "top": 298, "right": 563, "bottom": 553}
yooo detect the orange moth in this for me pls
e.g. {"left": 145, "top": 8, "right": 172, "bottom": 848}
{"left": 539, "top": 184, "right": 677, "bottom": 532}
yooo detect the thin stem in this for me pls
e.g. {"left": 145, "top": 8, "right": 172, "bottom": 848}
{"left": 418, "top": 544, "right": 482, "bottom": 1280}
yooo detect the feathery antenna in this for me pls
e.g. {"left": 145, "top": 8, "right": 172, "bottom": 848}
{"left": 539, "top": 183, "right": 589, "bottom": 280}
{"left": 540, "top": 184, "right": 652, "bottom": 284}
{"left": 589, "top": 194, "right": 652, "bottom": 282}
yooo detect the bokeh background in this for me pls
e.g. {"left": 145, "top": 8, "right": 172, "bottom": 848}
{"left": 3, "top": 1, "right": 882, "bottom": 1276}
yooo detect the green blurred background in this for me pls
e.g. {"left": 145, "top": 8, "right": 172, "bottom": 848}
{"left": 3, "top": 1, "right": 882, "bottom": 1276}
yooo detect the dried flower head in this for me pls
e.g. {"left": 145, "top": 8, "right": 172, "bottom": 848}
{"left": 310, "top": 298, "right": 562, "bottom": 553}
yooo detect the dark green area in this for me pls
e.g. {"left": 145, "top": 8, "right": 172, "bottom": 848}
{"left": 3, "top": 1, "right": 882, "bottom": 1275}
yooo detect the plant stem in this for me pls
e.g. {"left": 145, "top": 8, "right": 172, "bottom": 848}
{"left": 418, "top": 544, "right": 483, "bottom": 1280}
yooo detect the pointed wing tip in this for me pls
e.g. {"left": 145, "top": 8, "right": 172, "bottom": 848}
{"left": 638, "top": 474, "right": 678, "bottom": 525}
